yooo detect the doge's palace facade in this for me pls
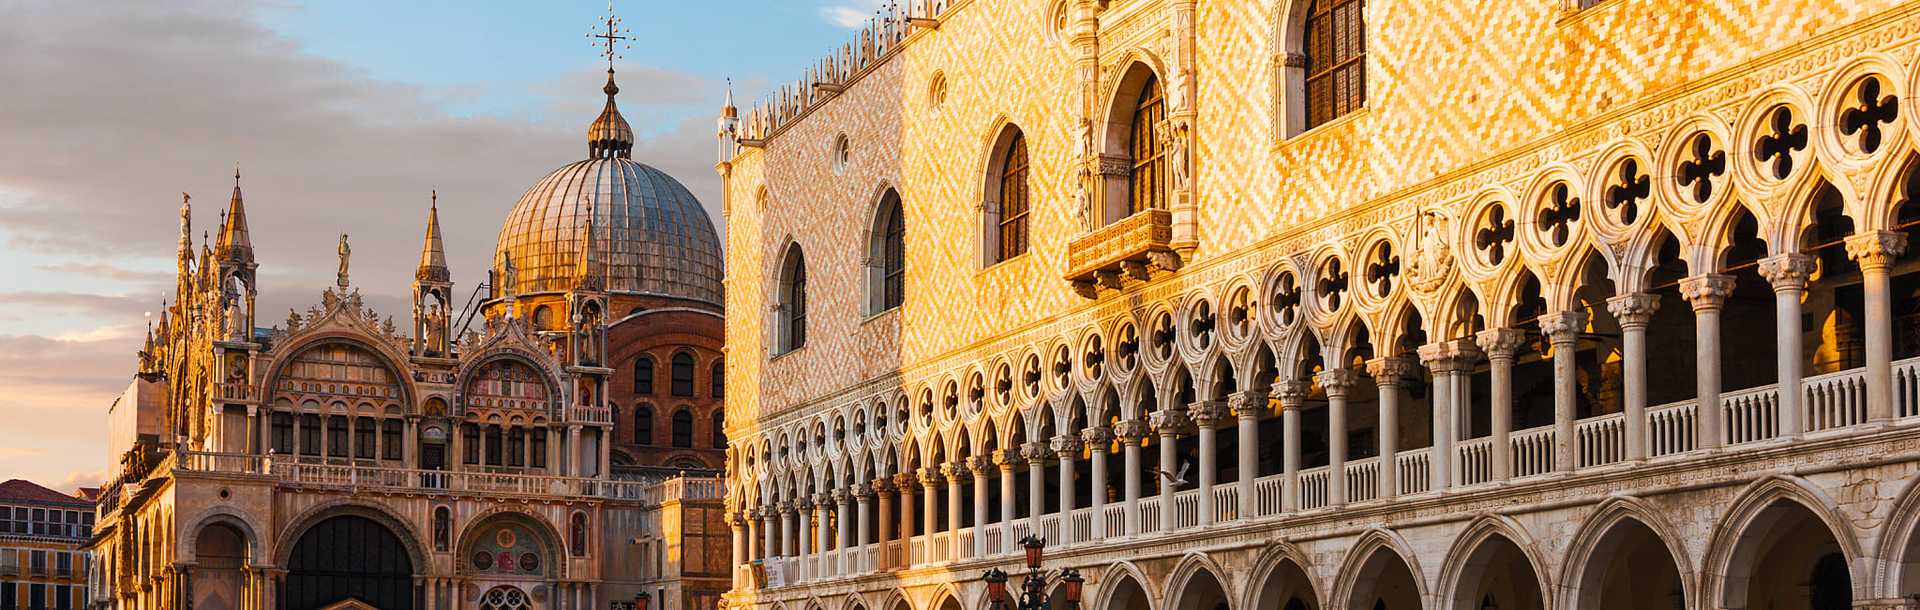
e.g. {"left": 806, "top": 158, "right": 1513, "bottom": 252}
{"left": 716, "top": 1, "right": 1920, "bottom": 610}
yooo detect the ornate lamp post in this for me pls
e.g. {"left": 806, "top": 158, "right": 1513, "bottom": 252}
{"left": 985, "top": 536, "right": 1082, "bottom": 610}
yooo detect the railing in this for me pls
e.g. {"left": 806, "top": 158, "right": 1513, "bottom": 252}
{"left": 1298, "top": 467, "right": 1330, "bottom": 510}
{"left": 954, "top": 528, "right": 973, "bottom": 561}
{"left": 1455, "top": 437, "right": 1494, "bottom": 486}
{"left": 1172, "top": 488, "right": 1201, "bottom": 529}
{"left": 1345, "top": 458, "right": 1380, "bottom": 504}
{"left": 164, "top": 452, "right": 729, "bottom": 502}
{"left": 1101, "top": 503, "right": 1125, "bottom": 538}
{"left": 1648, "top": 401, "right": 1697, "bottom": 457}
{"left": 567, "top": 404, "right": 613, "bottom": 424}
{"left": 1039, "top": 514, "right": 1061, "bottom": 543}
{"left": 213, "top": 382, "right": 259, "bottom": 403}
{"left": 1255, "top": 474, "right": 1286, "bottom": 516}
{"left": 1803, "top": 365, "right": 1869, "bottom": 432}
{"left": 1396, "top": 449, "right": 1431, "bottom": 496}
{"left": 1010, "top": 518, "right": 1034, "bottom": 546}
{"left": 1511, "top": 426, "right": 1556, "bottom": 478}
{"left": 1069, "top": 508, "right": 1095, "bottom": 543}
{"left": 176, "top": 451, "right": 267, "bottom": 474}
{"left": 1139, "top": 497, "right": 1162, "bottom": 535}
{"left": 888, "top": 539, "right": 908, "bottom": 570}
{"left": 1212, "top": 483, "right": 1239, "bottom": 522}
{"left": 1723, "top": 384, "right": 1780, "bottom": 444}
{"left": 984, "top": 524, "right": 1005, "bottom": 555}
{"left": 1898, "top": 358, "right": 1920, "bottom": 417}
{"left": 1576, "top": 413, "right": 1626, "bottom": 468}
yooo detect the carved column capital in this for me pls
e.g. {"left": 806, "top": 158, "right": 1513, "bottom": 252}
{"left": 1148, "top": 409, "right": 1193, "bottom": 436}
{"left": 967, "top": 455, "right": 996, "bottom": 476}
{"left": 1020, "top": 440, "right": 1053, "bottom": 463}
{"left": 1112, "top": 419, "right": 1150, "bottom": 444}
{"left": 1537, "top": 311, "right": 1587, "bottom": 345}
{"left": 1474, "top": 328, "right": 1527, "bottom": 361}
{"left": 1187, "top": 400, "right": 1227, "bottom": 427}
{"left": 1227, "top": 390, "right": 1269, "bottom": 419}
{"left": 1274, "top": 379, "right": 1311, "bottom": 409}
{"left": 1316, "top": 368, "right": 1360, "bottom": 397}
{"left": 1080, "top": 425, "right": 1115, "bottom": 446}
{"left": 1365, "top": 357, "right": 1419, "bottom": 386}
{"left": 1678, "top": 274, "right": 1736, "bottom": 310}
{"left": 793, "top": 497, "right": 814, "bottom": 511}
{"left": 1847, "top": 230, "right": 1909, "bottom": 270}
{"left": 994, "top": 448, "right": 1024, "bottom": 469}
{"left": 941, "top": 462, "right": 971, "bottom": 482}
{"left": 1417, "top": 339, "right": 1481, "bottom": 373}
{"left": 831, "top": 488, "right": 852, "bottom": 503}
{"left": 1605, "top": 293, "right": 1661, "bottom": 329}
{"left": 1050, "top": 434, "right": 1084, "bottom": 458}
{"left": 1757, "top": 253, "right": 1815, "bottom": 291}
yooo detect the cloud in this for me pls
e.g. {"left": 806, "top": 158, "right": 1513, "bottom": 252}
{"left": 0, "top": 0, "right": 727, "bottom": 485}
{"left": 820, "top": 1, "right": 887, "bottom": 28}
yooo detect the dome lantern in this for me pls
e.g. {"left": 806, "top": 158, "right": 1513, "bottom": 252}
{"left": 587, "top": 69, "right": 634, "bottom": 160}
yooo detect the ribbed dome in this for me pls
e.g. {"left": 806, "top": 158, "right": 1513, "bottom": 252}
{"left": 492, "top": 157, "right": 723, "bottom": 306}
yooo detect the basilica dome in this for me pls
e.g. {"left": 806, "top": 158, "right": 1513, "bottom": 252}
{"left": 491, "top": 71, "right": 723, "bottom": 306}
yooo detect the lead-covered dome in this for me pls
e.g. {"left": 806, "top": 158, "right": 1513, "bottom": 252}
{"left": 491, "top": 70, "right": 723, "bottom": 306}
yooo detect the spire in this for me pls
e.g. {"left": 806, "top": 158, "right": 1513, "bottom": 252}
{"left": 722, "top": 79, "right": 738, "bottom": 119}
{"left": 586, "top": 1, "right": 633, "bottom": 160}
{"left": 577, "top": 201, "right": 604, "bottom": 291}
{"left": 219, "top": 166, "right": 253, "bottom": 262}
{"left": 417, "top": 190, "right": 449, "bottom": 283}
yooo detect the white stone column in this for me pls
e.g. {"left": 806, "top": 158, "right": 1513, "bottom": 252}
{"left": 1476, "top": 330, "right": 1524, "bottom": 480}
{"left": 998, "top": 449, "right": 1022, "bottom": 547}
{"left": 1116, "top": 420, "right": 1147, "bottom": 536}
{"left": 1849, "top": 231, "right": 1908, "bottom": 423}
{"left": 1367, "top": 358, "right": 1415, "bottom": 498}
{"left": 1278, "top": 381, "right": 1307, "bottom": 511}
{"left": 1229, "top": 391, "right": 1265, "bottom": 519}
{"left": 1022, "top": 441, "right": 1049, "bottom": 530}
{"left": 567, "top": 425, "right": 582, "bottom": 476}
{"left": 1188, "top": 400, "right": 1222, "bottom": 524}
{"left": 1417, "top": 344, "right": 1456, "bottom": 490}
{"left": 921, "top": 469, "right": 940, "bottom": 560}
{"left": 779, "top": 502, "right": 796, "bottom": 559}
{"left": 968, "top": 457, "right": 991, "bottom": 558}
{"left": 1680, "top": 274, "right": 1734, "bottom": 449}
{"left": 728, "top": 512, "right": 745, "bottom": 579}
{"left": 761, "top": 507, "right": 776, "bottom": 559}
{"left": 1539, "top": 311, "right": 1587, "bottom": 472}
{"left": 1609, "top": 294, "right": 1659, "bottom": 460}
{"left": 1760, "top": 253, "right": 1815, "bottom": 439}
{"left": 860, "top": 483, "right": 879, "bottom": 572}
{"left": 1082, "top": 426, "right": 1113, "bottom": 539}
{"left": 836, "top": 488, "right": 854, "bottom": 574}
{"left": 1318, "top": 369, "right": 1355, "bottom": 506}
{"left": 1049, "top": 435, "right": 1078, "bottom": 544}
{"left": 744, "top": 508, "right": 760, "bottom": 562}
{"left": 813, "top": 494, "right": 832, "bottom": 577}
{"left": 1149, "top": 408, "right": 1190, "bottom": 531}
{"left": 893, "top": 472, "right": 915, "bottom": 566}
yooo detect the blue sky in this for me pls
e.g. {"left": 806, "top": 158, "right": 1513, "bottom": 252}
{"left": 0, "top": 0, "right": 884, "bottom": 489}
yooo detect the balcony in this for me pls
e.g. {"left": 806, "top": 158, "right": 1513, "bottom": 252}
{"left": 213, "top": 382, "right": 260, "bottom": 404}
{"left": 735, "top": 357, "right": 1920, "bottom": 594}
{"left": 1065, "top": 209, "right": 1181, "bottom": 298}
{"left": 165, "top": 449, "right": 724, "bottom": 504}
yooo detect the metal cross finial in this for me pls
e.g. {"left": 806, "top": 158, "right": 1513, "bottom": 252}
{"left": 588, "top": 0, "right": 632, "bottom": 72}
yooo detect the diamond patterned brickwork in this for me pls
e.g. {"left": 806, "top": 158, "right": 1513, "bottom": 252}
{"left": 720, "top": 0, "right": 1920, "bottom": 430}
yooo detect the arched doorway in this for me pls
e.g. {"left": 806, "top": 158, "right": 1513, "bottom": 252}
{"left": 1252, "top": 556, "right": 1319, "bottom": 610}
{"left": 284, "top": 515, "right": 416, "bottom": 610}
{"left": 1570, "top": 517, "right": 1685, "bottom": 610}
{"left": 1447, "top": 532, "right": 1545, "bottom": 610}
{"left": 1347, "top": 547, "right": 1421, "bottom": 610}
{"left": 1722, "top": 499, "right": 1852, "bottom": 610}
{"left": 1104, "top": 571, "right": 1153, "bottom": 610}
{"left": 1172, "top": 565, "right": 1231, "bottom": 610}
{"left": 194, "top": 523, "right": 250, "bottom": 610}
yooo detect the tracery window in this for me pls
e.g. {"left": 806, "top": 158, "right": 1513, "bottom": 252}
{"left": 778, "top": 245, "right": 808, "bottom": 353}
{"left": 635, "top": 405, "right": 655, "bottom": 446}
{"left": 880, "top": 193, "right": 906, "bottom": 311}
{"left": 1128, "top": 75, "right": 1168, "bottom": 214}
{"left": 478, "top": 586, "right": 532, "bottom": 610}
{"left": 997, "top": 131, "right": 1030, "bottom": 262}
{"left": 672, "top": 409, "right": 694, "bottom": 448}
{"left": 671, "top": 353, "right": 696, "bottom": 397}
{"left": 1304, "top": 0, "right": 1366, "bottom": 128}
{"left": 634, "top": 356, "right": 655, "bottom": 395}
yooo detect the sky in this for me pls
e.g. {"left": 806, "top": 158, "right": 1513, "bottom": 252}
{"left": 0, "top": 0, "right": 889, "bottom": 491}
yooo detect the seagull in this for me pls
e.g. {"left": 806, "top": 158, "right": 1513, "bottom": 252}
{"left": 1152, "top": 461, "right": 1191, "bottom": 487}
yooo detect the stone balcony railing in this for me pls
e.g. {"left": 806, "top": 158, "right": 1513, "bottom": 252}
{"left": 738, "top": 356, "right": 1920, "bottom": 593}
{"left": 1064, "top": 209, "right": 1181, "bottom": 298}
{"left": 213, "top": 382, "right": 260, "bottom": 404}
{"left": 164, "top": 450, "right": 724, "bottom": 504}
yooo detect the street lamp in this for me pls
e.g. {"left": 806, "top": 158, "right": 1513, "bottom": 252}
{"left": 634, "top": 591, "right": 650, "bottom": 610}
{"left": 984, "top": 536, "right": 1081, "bottom": 610}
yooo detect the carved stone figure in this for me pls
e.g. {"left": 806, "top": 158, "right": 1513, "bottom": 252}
{"left": 1408, "top": 209, "right": 1454, "bottom": 293}
{"left": 336, "top": 233, "right": 351, "bottom": 288}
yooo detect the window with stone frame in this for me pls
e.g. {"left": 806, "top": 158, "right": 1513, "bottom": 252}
{"left": 711, "top": 410, "right": 727, "bottom": 449}
{"left": 1304, "top": 0, "right": 1366, "bottom": 129}
{"left": 1129, "top": 74, "right": 1168, "bottom": 214}
{"left": 778, "top": 245, "right": 808, "bottom": 352}
{"left": 880, "top": 193, "right": 906, "bottom": 311}
{"left": 710, "top": 360, "right": 724, "bottom": 398}
{"left": 672, "top": 409, "right": 694, "bottom": 448}
{"left": 634, "top": 355, "right": 655, "bottom": 395}
{"left": 635, "top": 404, "right": 655, "bottom": 445}
{"left": 997, "top": 131, "right": 1030, "bottom": 262}
{"left": 671, "top": 352, "right": 696, "bottom": 397}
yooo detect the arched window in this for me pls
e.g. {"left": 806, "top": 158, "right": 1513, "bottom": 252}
{"left": 778, "top": 245, "right": 808, "bottom": 353}
{"left": 997, "top": 132, "right": 1030, "bottom": 262}
{"left": 711, "top": 410, "right": 727, "bottom": 449}
{"left": 635, "top": 405, "right": 654, "bottom": 446}
{"left": 670, "top": 353, "right": 696, "bottom": 397}
{"left": 867, "top": 190, "right": 907, "bottom": 314}
{"left": 633, "top": 356, "right": 655, "bottom": 395}
{"left": 461, "top": 423, "right": 479, "bottom": 464}
{"left": 301, "top": 413, "right": 321, "bottom": 455}
{"left": 381, "top": 419, "right": 403, "bottom": 461}
{"left": 672, "top": 409, "right": 694, "bottom": 448}
{"left": 1128, "top": 74, "right": 1168, "bottom": 215}
{"left": 710, "top": 360, "right": 725, "bottom": 399}
{"left": 507, "top": 427, "right": 526, "bottom": 467}
{"left": 270, "top": 413, "right": 293, "bottom": 454}
{"left": 1304, "top": 0, "right": 1366, "bottom": 129}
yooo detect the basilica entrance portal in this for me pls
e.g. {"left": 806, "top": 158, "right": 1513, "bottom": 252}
{"left": 284, "top": 515, "right": 416, "bottom": 610}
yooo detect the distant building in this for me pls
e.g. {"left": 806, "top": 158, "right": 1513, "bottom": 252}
{"left": 82, "top": 16, "right": 730, "bottom": 610}
{"left": 0, "top": 480, "right": 95, "bottom": 610}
